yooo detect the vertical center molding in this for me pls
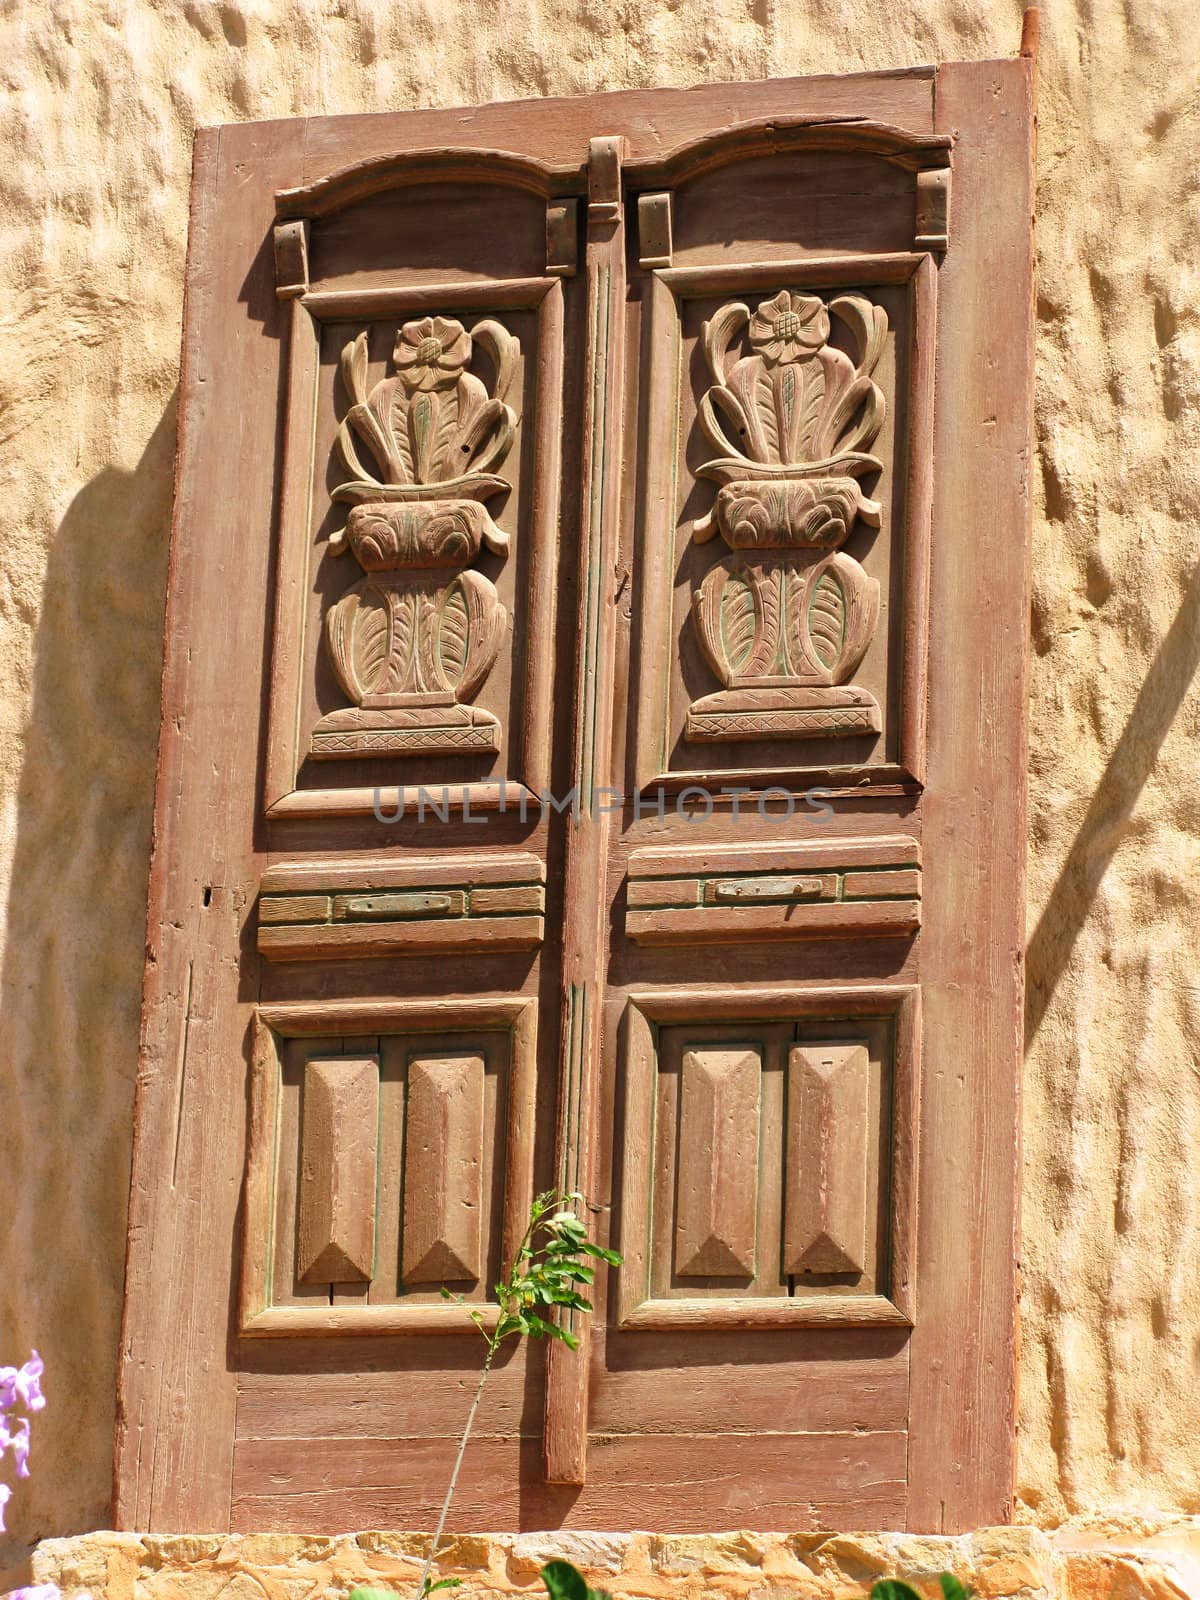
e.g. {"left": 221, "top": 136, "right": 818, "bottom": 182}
{"left": 544, "top": 134, "right": 627, "bottom": 1487}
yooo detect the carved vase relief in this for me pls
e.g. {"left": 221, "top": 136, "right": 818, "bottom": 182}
{"left": 312, "top": 316, "right": 519, "bottom": 758}
{"left": 686, "top": 290, "right": 886, "bottom": 743}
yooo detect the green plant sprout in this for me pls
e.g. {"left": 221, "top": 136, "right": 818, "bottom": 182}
{"left": 538, "top": 1559, "right": 613, "bottom": 1600}
{"left": 871, "top": 1576, "right": 974, "bottom": 1600}
{"left": 352, "top": 1190, "right": 620, "bottom": 1600}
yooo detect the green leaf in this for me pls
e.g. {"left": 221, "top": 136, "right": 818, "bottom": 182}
{"left": 540, "top": 1562, "right": 590, "bottom": 1600}
{"left": 424, "top": 1580, "right": 464, "bottom": 1595}
{"left": 870, "top": 1583, "right": 925, "bottom": 1600}
{"left": 549, "top": 1289, "right": 591, "bottom": 1312}
{"left": 549, "top": 1212, "right": 586, "bottom": 1236}
{"left": 939, "top": 1576, "right": 973, "bottom": 1600}
{"left": 350, "top": 1588, "right": 403, "bottom": 1600}
{"left": 579, "top": 1242, "right": 622, "bottom": 1265}
{"left": 439, "top": 1285, "right": 451, "bottom": 1300}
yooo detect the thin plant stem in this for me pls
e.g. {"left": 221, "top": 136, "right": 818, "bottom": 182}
{"left": 416, "top": 1336, "right": 499, "bottom": 1600}
{"left": 414, "top": 1194, "right": 602, "bottom": 1600}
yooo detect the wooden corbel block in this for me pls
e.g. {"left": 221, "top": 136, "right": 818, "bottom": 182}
{"left": 545, "top": 198, "right": 579, "bottom": 276}
{"left": 273, "top": 218, "right": 309, "bottom": 297}
{"left": 587, "top": 135, "right": 624, "bottom": 223}
{"left": 915, "top": 167, "right": 952, "bottom": 253}
{"left": 637, "top": 191, "right": 673, "bottom": 268}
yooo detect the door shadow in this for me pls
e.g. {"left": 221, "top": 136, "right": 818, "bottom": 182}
{"left": 0, "top": 396, "right": 176, "bottom": 1555}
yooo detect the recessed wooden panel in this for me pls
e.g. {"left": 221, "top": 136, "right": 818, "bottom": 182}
{"left": 240, "top": 998, "right": 536, "bottom": 1336}
{"left": 632, "top": 253, "right": 935, "bottom": 794}
{"left": 230, "top": 1428, "right": 909, "bottom": 1533}
{"left": 402, "top": 1052, "right": 486, "bottom": 1284}
{"left": 625, "top": 836, "right": 921, "bottom": 944}
{"left": 296, "top": 1055, "right": 380, "bottom": 1283}
{"left": 674, "top": 1046, "right": 761, "bottom": 1278}
{"left": 785, "top": 1041, "right": 871, "bottom": 1275}
{"left": 668, "top": 151, "right": 923, "bottom": 265}
{"left": 257, "top": 852, "right": 546, "bottom": 960}
{"left": 264, "top": 263, "right": 568, "bottom": 819}
{"left": 620, "top": 989, "right": 916, "bottom": 1330}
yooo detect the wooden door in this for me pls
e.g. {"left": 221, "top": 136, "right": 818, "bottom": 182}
{"left": 116, "top": 60, "right": 1033, "bottom": 1536}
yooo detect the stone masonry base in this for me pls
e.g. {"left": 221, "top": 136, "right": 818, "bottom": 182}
{"left": 21, "top": 1523, "right": 1200, "bottom": 1600}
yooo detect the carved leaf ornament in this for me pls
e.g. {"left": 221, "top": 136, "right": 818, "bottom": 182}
{"left": 313, "top": 317, "right": 520, "bottom": 758}
{"left": 687, "top": 290, "right": 888, "bottom": 742}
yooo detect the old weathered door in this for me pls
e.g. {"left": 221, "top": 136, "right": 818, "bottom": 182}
{"left": 117, "top": 60, "right": 1033, "bottom": 1535}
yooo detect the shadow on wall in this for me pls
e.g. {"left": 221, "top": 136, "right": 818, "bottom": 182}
{"left": 0, "top": 397, "right": 177, "bottom": 1570}
{"left": 1026, "top": 558, "right": 1200, "bottom": 1045}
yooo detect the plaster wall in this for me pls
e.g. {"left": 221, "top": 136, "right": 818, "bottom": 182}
{"left": 1, "top": 0, "right": 1199, "bottom": 1564}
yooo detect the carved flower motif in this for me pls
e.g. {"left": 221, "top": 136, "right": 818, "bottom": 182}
{"left": 748, "top": 290, "right": 830, "bottom": 364}
{"left": 393, "top": 316, "right": 472, "bottom": 391}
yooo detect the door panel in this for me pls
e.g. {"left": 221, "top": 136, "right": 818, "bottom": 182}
{"left": 117, "top": 62, "right": 1031, "bottom": 1534}
{"left": 617, "top": 990, "right": 917, "bottom": 1334}
{"left": 266, "top": 175, "right": 571, "bottom": 817}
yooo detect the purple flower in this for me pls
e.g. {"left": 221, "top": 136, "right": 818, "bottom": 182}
{"left": 8, "top": 1587, "right": 68, "bottom": 1600}
{"left": 10, "top": 1415, "right": 31, "bottom": 1477}
{"left": 0, "top": 1411, "right": 30, "bottom": 1475}
{"left": 0, "top": 1350, "right": 46, "bottom": 1413}
{"left": 0, "top": 1480, "right": 11, "bottom": 1532}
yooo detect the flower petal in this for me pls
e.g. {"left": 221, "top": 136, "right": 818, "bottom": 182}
{"left": 430, "top": 316, "right": 465, "bottom": 347}
{"left": 794, "top": 297, "right": 830, "bottom": 347}
{"left": 399, "top": 318, "right": 434, "bottom": 351}
{"left": 437, "top": 331, "right": 472, "bottom": 370}
{"left": 18, "top": 1351, "right": 45, "bottom": 1412}
{"left": 0, "top": 1482, "right": 10, "bottom": 1533}
{"left": 12, "top": 1414, "right": 31, "bottom": 1476}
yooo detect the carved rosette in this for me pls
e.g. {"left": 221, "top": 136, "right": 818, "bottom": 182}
{"left": 686, "top": 289, "right": 887, "bottom": 743}
{"left": 312, "top": 316, "right": 518, "bottom": 759}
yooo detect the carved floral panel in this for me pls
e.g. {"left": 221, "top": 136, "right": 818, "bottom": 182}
{"left": 314, "top": 314, "right": 519, "bottom": 758}
{"left": 635, "top": 264, "right": 925, "bottom": 788}
{"left": 687, "top": 288, "right": 887, "bottom": 742}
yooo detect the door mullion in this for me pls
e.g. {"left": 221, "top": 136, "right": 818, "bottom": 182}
{"left": 543, "top": 134, "right": 627, "bottom": 1487}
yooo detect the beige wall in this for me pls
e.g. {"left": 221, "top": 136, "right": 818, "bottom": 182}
{"left": 2, "top": 0, "right": 1198, "bottom": 1561}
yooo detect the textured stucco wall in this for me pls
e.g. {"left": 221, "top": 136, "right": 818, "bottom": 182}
{"left": 2, "top": 0, "right": 1199, "bottom": 1568}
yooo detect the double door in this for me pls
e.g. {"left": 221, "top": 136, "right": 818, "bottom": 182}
{"left": 117, "top": 60, "right": 1033, "bottom": 1534}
